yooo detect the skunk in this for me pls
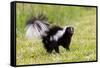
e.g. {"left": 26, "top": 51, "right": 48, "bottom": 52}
{"left": 26, "top": 14, "right": 74, "bottom": 53}
{"left": 42, "top": 26, "right": 74, "bottom": 53}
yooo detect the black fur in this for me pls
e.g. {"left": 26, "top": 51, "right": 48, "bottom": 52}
{"left": 26, "top": 14, "right": 74, "bottom": 54}
{"left": 42, "top": 26, "right": 74, "bottom": 53}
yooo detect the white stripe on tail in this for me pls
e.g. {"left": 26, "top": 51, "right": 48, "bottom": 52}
{"left": 25, "top": 20, "right": 49, "bottom": 40}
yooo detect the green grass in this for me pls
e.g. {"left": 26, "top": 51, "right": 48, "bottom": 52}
{"left": 16, "top": 3, "right": 96, "bottom": 65}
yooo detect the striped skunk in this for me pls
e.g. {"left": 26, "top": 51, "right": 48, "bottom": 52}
{"left": 26, "top": 14, "right": 74, "bottom": 53}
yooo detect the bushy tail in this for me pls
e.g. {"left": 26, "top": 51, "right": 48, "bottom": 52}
{"left": 25, "top": 14, "right": 50, "bottom": 40}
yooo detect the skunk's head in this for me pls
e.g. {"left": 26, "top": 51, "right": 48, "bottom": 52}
{"left": 64, "top": 27, "right": 74, "bottom": 37}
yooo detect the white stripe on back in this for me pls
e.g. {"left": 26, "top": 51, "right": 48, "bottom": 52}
{"left": 53, "top": 26, "right": 67, "bottom": 41}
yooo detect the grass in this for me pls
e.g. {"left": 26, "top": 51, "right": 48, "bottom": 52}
{"left": 16, "top": 3, "right": 97, "bottom": 65}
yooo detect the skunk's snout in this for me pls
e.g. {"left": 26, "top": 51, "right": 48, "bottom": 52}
{"left": 70, "top": 27, "right": 74, "bottom": 34}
